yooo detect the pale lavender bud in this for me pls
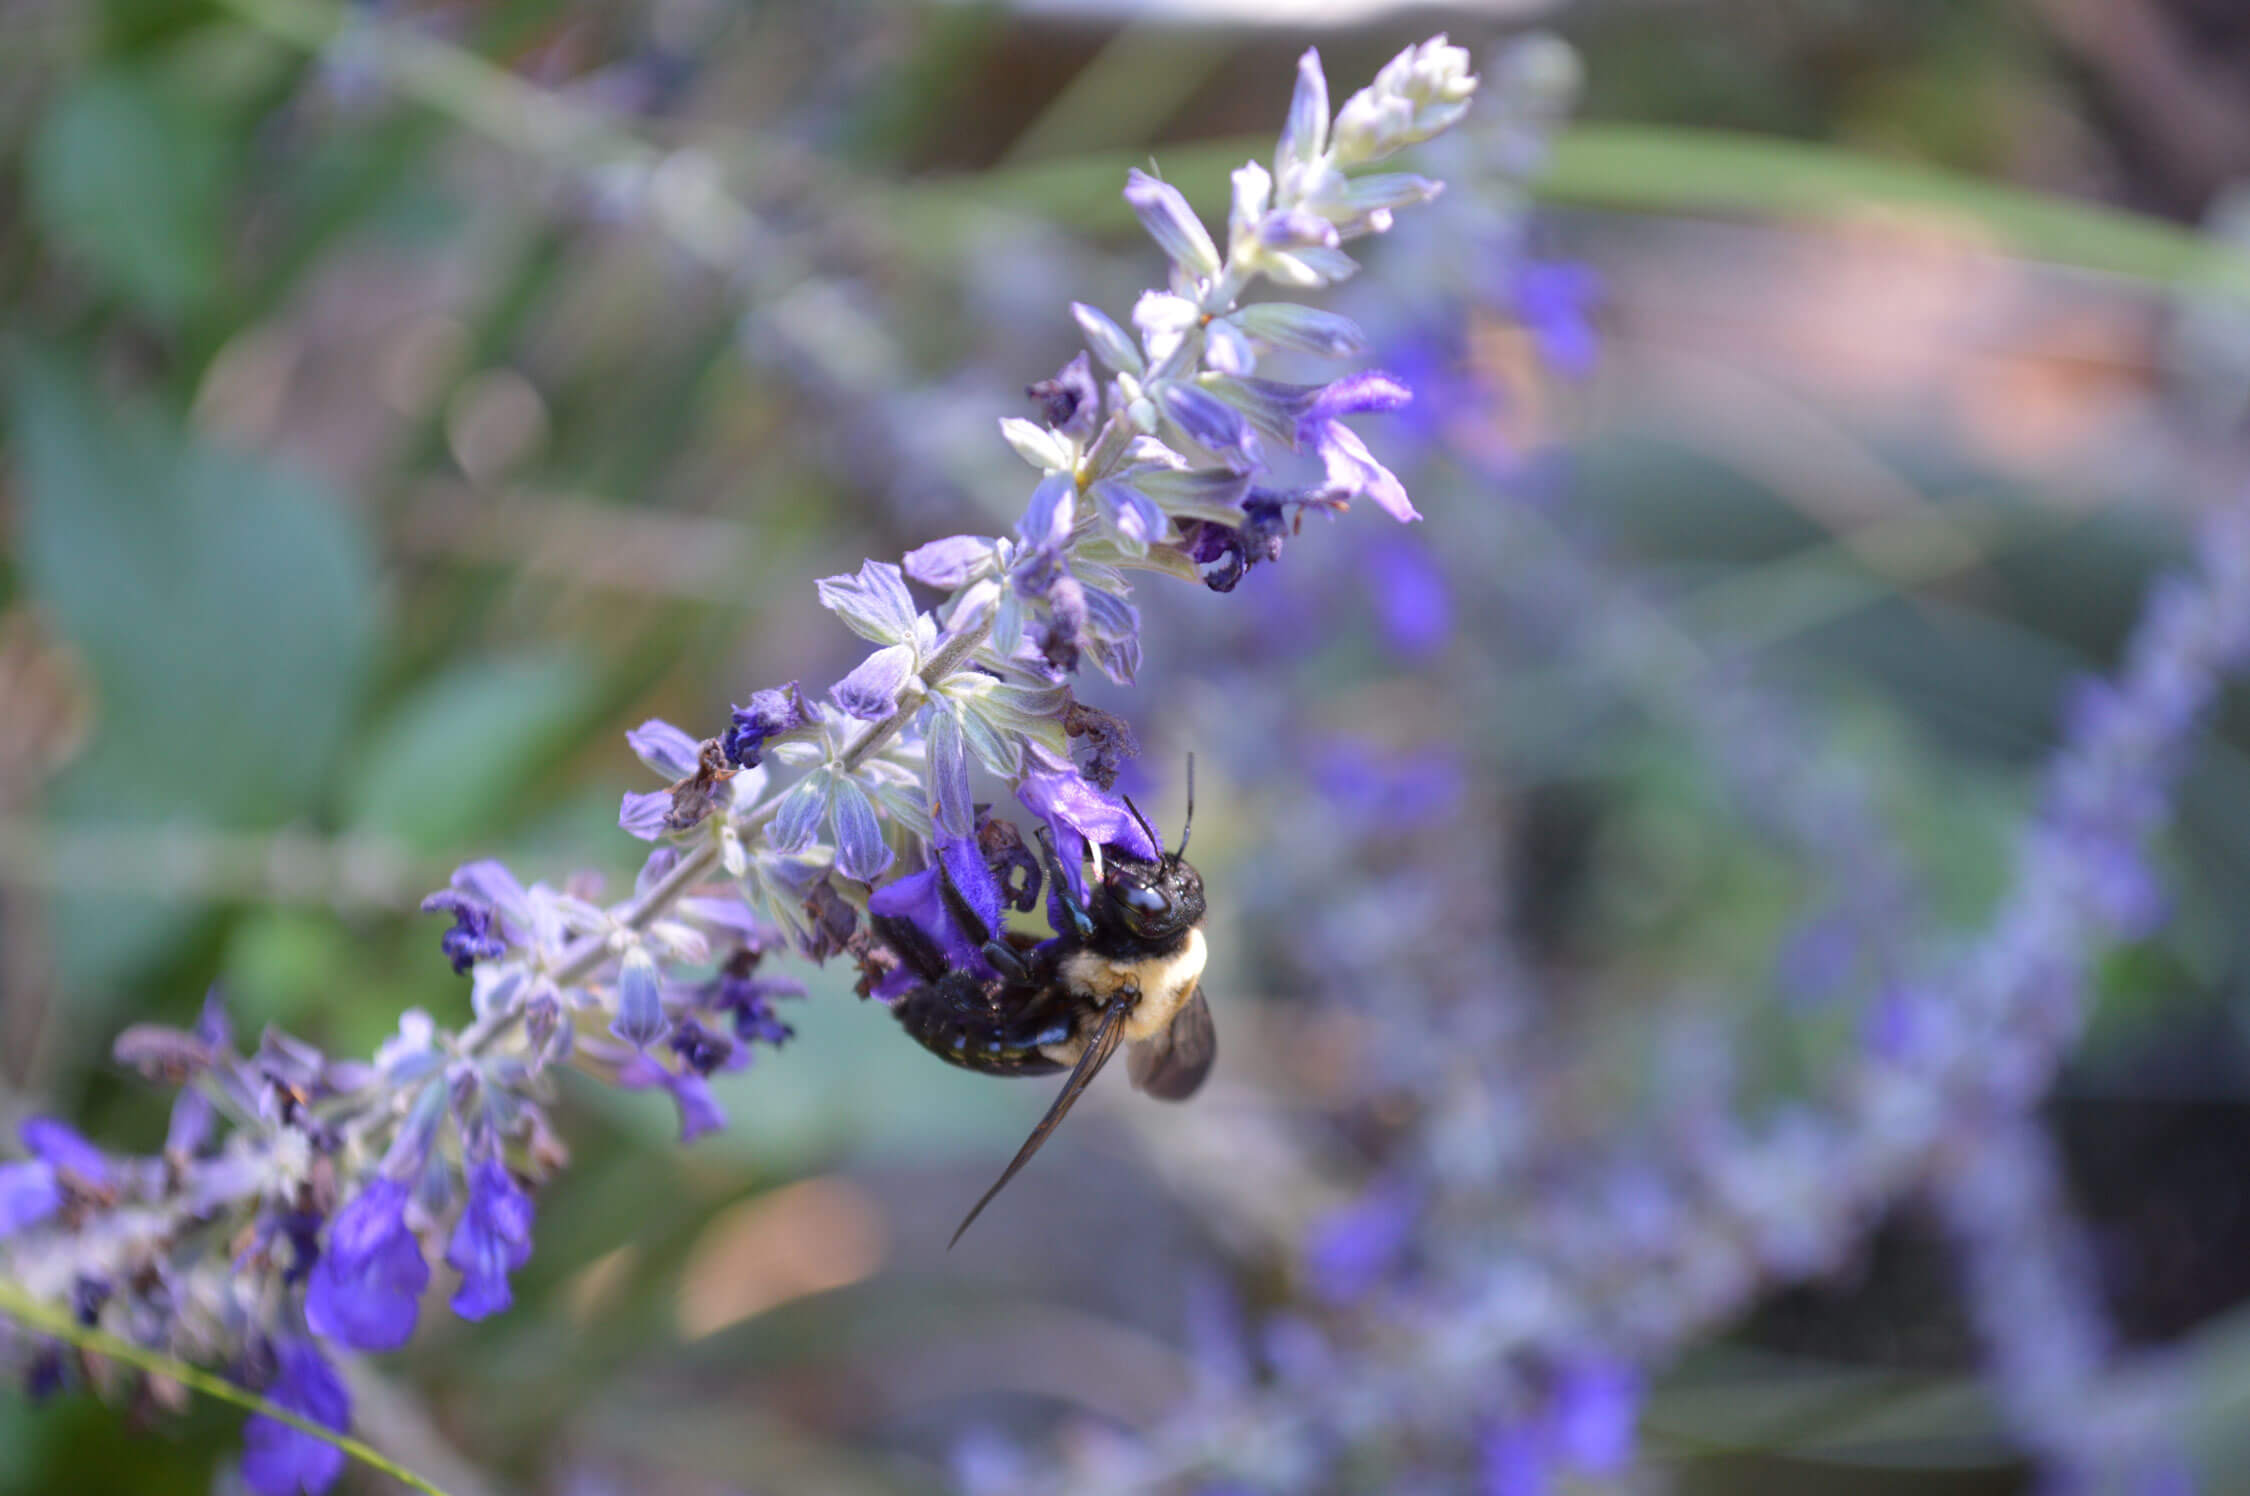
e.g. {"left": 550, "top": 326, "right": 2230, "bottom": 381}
{"left": 1123, "top": 168, "right": 1221, "bottom": 281}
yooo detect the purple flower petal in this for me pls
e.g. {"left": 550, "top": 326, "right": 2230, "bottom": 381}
{"left": 624, "top": 719, "right": 702, "bottom": 780}
{"left": 1016, "top": 761, "right": 1159, "bottom": 900}
{"left": 769, "top": 772, "right": 831, "bottom": 854}
{"left": 1314, "top": 418, "right": 1418, "bottom": 523}
{"left": 241, "top": 1338, "right": 350, "bottom": 1496}
{"left": 1159, "top": 383, "right": 1258, "bottom": 469}
{"left": 305, "top": 1178, "right": 429, "bottom": 1352}
{"left": 1123, "top": 168, "right": 1221, "bottom": 278}
{"left": 831, "top": 642, "right": 917, "bottom": 722}
{"left": 869, "top": 838, "right": 1002, "bottom": 975}
{"left": 1017, "top": 472, "right": 1077, "bottom": 550}
{"left": 0, "top": 1160, "right": 61, "bottom": 1236}
{"left": 829, "top": 774, "right": 894, "bottom": 882}
{"left": 611, "top": 952, "right": 668, "bottom": 1049}
{"left": 445, "top": 860, "right": 529, "bottom": 922}
{"left": 446, "top": 1155, "right": 534, "bottom": 1322}
{"left": 21, "top": 1117, "right": 109, "bottom": 1189}
{"left": 903, "top": 535, "right": 999, "bottom": 590}
{"left": 815, "top": 560, "right": 920, "bottom": 646}
{"left": 618, "top": 1053, "right": 725, "bottom": 1142}
{"left": 618, "top": 789, "right": 671, "bottom": 841}
{"left": 928, "top": 711, "right": 976, "bottom": 842}
{"left": 1090, "top": 478, "right": 1167, "bottom": 545}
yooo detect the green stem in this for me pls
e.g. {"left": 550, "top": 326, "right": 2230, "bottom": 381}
{"left": 0, "top": 1280, "right": 453, "bottom": 1496}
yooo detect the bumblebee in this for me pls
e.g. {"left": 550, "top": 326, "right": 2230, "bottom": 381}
{"left": 872, "top": 778, "right": 1212, "bottom": 1245}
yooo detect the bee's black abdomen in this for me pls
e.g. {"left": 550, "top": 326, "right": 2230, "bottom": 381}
{"left": 892, "top": 972, "right": 1076, "bottom": 1077}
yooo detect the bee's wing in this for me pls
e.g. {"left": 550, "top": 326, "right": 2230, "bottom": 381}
{"left": 949, "top": 996, "right": 1130, "bottom": 1249}
{"left": 1127, "top": 985, "right": 1215, "bottom": 1101}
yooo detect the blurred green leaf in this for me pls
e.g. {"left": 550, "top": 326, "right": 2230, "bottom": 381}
{"left": 27, "top": 66, "right": 235, "bottom": 320}
{"left": 8, "top": 347, "right": 380, "bottom": 993}
{"left": 346, "top": 651, "right": 597, "bottom": 851}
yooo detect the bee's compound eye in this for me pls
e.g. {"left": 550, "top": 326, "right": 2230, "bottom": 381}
{"left": 1113, "top": 879, "right": 1169, "bottom": 918}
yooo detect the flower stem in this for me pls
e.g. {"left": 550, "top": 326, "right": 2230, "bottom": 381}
{"left": 0, "top": 1281, "right": 454, "bottom": 1496}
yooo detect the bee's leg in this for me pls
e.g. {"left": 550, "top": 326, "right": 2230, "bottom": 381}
{"left": 1034, "top": 826, "right": 1097, "bottom": 942}
{"left": 870, "top": 911, "right": 952, "bottom": 984}
{"left": 934, "top": 851, "right": 1034, "bottom": 985}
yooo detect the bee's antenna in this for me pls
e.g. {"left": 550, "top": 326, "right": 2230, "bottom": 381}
{"left": 1121, "top": 793, "right": 1162, "bottom": 859}
{"left": 1178, "top": 753, "right": 1195, "bottom": 859}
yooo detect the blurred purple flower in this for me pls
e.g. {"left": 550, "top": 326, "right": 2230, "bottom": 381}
{"left": 304, "top": 1177, "right": 428, "bottom": 1352}
{"left": 1361, "top": 532, "right": 1452, "bottom": 656}
{"left": 1512, "top": 261, "right": 1600, "bottom": 379}
{"left": 446, "top": 1155, "right": 534, "bottom": 1321}
{"left": 0, "top": 1162, "right": 61, "bottom": 1236}
{"left": 1305, "top": 1179, "right": 1419, "bottom": 1303}
{"left": 240, "top": 1338, "right": 350, "bottom": 1496}
{"left": 22, "top": 1117, "right": 110, "bottom": 1189}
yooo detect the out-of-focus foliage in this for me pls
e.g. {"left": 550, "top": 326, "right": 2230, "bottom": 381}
{"left": 10, "top": 1, "right": 2250, "bottom": 1494}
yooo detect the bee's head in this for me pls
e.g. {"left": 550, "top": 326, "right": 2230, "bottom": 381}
{"left": 1099, "top": 757, "right": 1203, "bottom": 943}
{"left": 1097, "top": 849, "right": 1205, "bottom": 943}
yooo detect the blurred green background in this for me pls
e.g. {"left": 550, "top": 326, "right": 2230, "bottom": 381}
{"left": 11, "top": 0, "right": 2250, "bottom": 1492}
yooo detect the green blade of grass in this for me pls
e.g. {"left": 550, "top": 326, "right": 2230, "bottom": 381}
{"left": 0, "top": 1279, "right": 452, "bottom": 1496}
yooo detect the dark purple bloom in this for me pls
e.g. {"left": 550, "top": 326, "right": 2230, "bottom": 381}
{"left": 446, "top": 1155, "right": 534, "bottom": 1322}
{"left": 1298, "top": 371, "right": 1416, "bottom": 522}
{"left": 241, "top": 1338, "right": 350, "bottom": 1496}
{"left": 869, "top": 837, "right": 1004, "bottom": 980}
{"left": 1017, "top": 759, "right": 1159, "bottom": 899}
{"left": 71, "top": 1274, "right": 110, "bottom": 1326}
{"left": 420, "top": 890, "right": 506, "bottom": 975}
{"left": 1512, "top": 261, "right": 1601, "bottom": 379}
{"left": 667, "top": 1015, "right": 737, "bottom": 1076}
{"left": 1184, "top": 491, "right": 1294, "bottom": 593}
{"left": 708, "top": 954, "right": 801, "bottom": 1048}
{"left": 304, "top": 1177, "right": 429, "bottom": 1352}
{"left": 723, "top": 682, "right": 808, "bottom": 769}
{"left": 0, "top": 1161, "right": 62, "bottom": 1236}
{"left": 1027, "top": 352, "right": 1101, "bottom": 443}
